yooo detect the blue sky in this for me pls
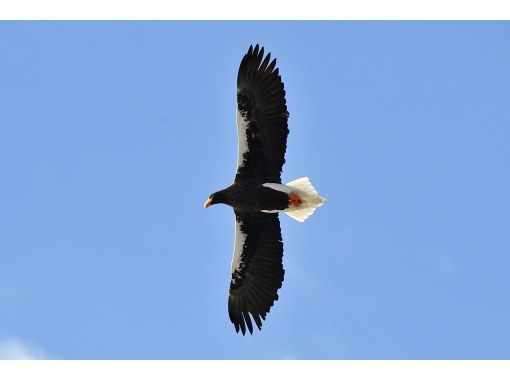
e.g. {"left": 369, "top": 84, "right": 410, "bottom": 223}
{"left": 0, "top": 21, "right": 509, "bottom": 359}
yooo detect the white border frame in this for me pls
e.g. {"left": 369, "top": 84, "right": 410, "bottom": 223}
{"left": 1, "top": 0, "right": 510, "bottom": 20}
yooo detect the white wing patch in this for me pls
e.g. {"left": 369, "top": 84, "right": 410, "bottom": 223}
{"left": 236, "top": 108, "right": 250, "bottom": 170}
{"left": 231, "top": 217, "right": 247, "bottom": 273}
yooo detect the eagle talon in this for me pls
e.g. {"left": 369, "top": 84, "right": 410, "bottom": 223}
{"left": 288, "top": 194, "right": 302, "bottom": 207}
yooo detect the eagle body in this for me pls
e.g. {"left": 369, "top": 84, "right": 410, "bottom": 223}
{"left": 210, "top": 181, "right": 289, "bottom": 213}
{"left": 204, "top": 45, "right": 326, "bottom": 335}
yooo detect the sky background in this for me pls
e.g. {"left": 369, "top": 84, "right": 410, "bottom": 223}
{"left": 0, "top": 21, "right": 509, "bottom": 359}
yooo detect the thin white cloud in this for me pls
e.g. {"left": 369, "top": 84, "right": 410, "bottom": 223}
{"left": 0, "top": 338, "right": 46, "bottom": 360}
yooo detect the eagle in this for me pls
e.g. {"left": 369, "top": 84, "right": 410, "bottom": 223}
{"left": 204, "top": 44, "right": 325, "bottom": 335}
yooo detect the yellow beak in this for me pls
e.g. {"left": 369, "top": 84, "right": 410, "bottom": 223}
{"left": 204, "top": 197, "right": 213, "bottom": 208}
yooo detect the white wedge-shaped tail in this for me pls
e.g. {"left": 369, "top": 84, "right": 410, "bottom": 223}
{"left": 262, "top": 177, "right": 326, "bottom": 222}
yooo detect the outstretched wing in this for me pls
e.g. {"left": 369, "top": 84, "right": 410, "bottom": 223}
{"left": 236, "top": 44, "right": 289, "bottom": 183}
{"left": 228, "top": 211, "right": 285, "bottom": 335}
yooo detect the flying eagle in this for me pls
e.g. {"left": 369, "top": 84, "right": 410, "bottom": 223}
{"left": 204, "top": 44, "right": 325, "bottom": 335}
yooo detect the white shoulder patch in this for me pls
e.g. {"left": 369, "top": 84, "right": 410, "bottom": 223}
{"left": 236, "top": 109, "right": 249, "bottom": 169}
{"left": 231, "top": 218, "right": 246, "bottom": 273}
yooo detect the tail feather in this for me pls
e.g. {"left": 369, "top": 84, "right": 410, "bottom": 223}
{"left": 284, "top": 177, "right": 325, "bottom": 222}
